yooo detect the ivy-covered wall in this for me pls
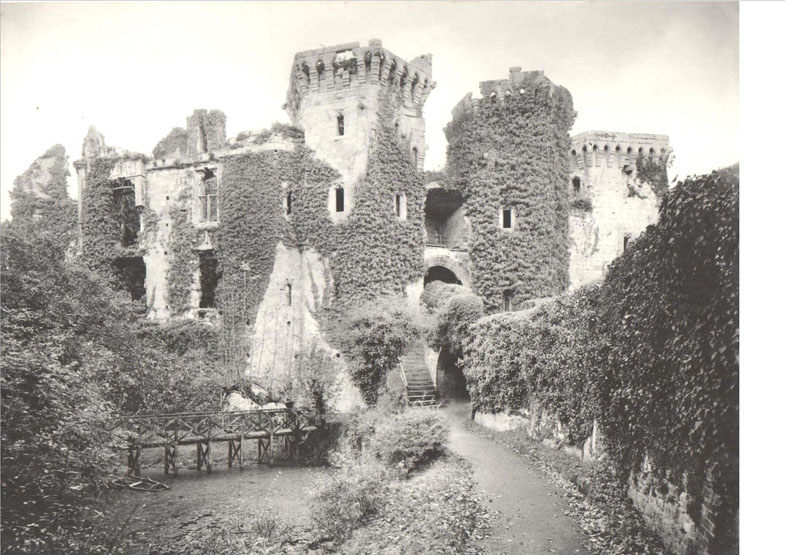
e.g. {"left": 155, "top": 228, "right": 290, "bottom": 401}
{"left": 9, "top": 144, "right": 76, "bottom": 246}
{"left": 330, "top": 97, "right": 425, "bottom": 311}
{"left": 445, "top": 72, "right": 575, "bottom": 311}
{"left": 152, "top": 127, "right": 188, "bottom": 160}
{"left": 80, "top": 158, "right": 125, "bottom": 275}
{"left": 165, "top": 189, "right": 201, "bottom": 315}
{"left": 462, "top": 165, "right": 739, "bottom": 553}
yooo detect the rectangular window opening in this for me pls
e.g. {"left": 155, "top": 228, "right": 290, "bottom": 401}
{"left": 199, "top": 251, "right": 218, "bottom": 309}
{"left": 286, "top": 191, "right": 293, "bottom": 215}
{"left": 395, "top": 194, "right": 402, "bottom": 217}
{"left": 503, "top": 290, "right": 514, "bottom": 312}
{"left": 502, "top": 208, "right": 512, "bottom": 229}
{"left": 337, "top": 114, "right": 345, "bottom": 136}
{"left": 200, "top": 175, "right": 218, "bottom": 222}
{"left": 335, "top": 188, "right": 345, "bottom": 213}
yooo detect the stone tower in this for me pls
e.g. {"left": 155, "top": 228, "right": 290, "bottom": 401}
{"left": 445, "top": 68, "right": 575, "bottom": 310}
{"left": 285, "top": 39, "right": 435, "bottom": 219}
{"left": 568, "top": 131, "right": 671, "bottom": 289}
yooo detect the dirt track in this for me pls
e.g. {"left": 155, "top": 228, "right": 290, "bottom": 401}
{"left": 445, "top": 402, "right": 589, "bottom": 554}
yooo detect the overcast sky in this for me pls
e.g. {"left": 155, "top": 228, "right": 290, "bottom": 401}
{"left": 0, "top": 1, "right": 739, "bottom": 220}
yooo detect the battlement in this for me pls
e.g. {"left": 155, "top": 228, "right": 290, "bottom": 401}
{"left": 450, "top": 68, "right": 567, "bottom": 125}
{"left": 285, "top": 39, "right": 436, "bottom": 119}
{"left": 570, "top": 131, "right": 671, "bottom": 171}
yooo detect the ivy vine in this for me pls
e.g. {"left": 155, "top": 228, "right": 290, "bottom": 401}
{"left": 445, "top": 74, "right": 575, "bottom": 311}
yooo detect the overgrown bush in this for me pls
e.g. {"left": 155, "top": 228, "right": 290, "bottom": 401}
{"left": 292, "top": 341, "right": 340, "bottom": 414}
{"left": 310, "top": 457, "right": 389, "bottom": 541}
{"left": 430, "top": 292, "right": 484, "bottom": 355}
{"left": 333, "top": 295, "right": 421, "bottom": 405}
{"left": 367, "top": 410, "right": 448, "bottom": 475}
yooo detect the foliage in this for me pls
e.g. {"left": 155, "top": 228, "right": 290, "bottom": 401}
{"left": 366, "top": 409, "right": 448, "bottom": 475}
{"left": 9, "top": 144, "right": 76, "bottom": 242}
{"left": 636, "top": 152, "right": 670, "bottom": 198}
{"left": 152, "top": 126, "right": 188, "bottom": 160}
{"left": 310, "top": 457, "right": 389, "bottom": 541}
{"left": 165, "top": 188, "right": 202, "bottom": 315}
{"left": 333, "top": 295, "right": 421, "bottom": 405}
{"left": 329, "top": 89, "right": 425, "bottom": 310}
{"left": 445, "top": 74, "right": 575, "bottom": 311}
{"left": 341, "top": 459, "right": 490, "bottom": 555}
{"left": 462, "top": 165, "right": 739, "bottom": 552}
{"left": 80, "top": 157, "right": 125, "bottom": 275}
{"left": 420, "top": 280, "right": 471, "bottom": 313}
{"left": 0, "top": 224, "right": 133, "bottom": 553}
{"left": 292, "top": 341, "right": 341, "bottom": 414}
{"left": 1, "top": 210, "right": 227, "bottom": 551}
{"left": 215, "top": 146, "right": 338, "bottom": 331}
{"left": 570, "top": 197, "right": 593, "bottom": 211}
{"left": 426, "top": 286, "right": 484, "bottom": 355}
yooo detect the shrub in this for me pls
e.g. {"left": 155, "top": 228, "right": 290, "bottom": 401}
{"left": 430, "top": 292, "right": 484, "bottom": 355}
{"left": 367, "top": 410, "right": 448, "bottom": 475}
{"left": 420, "top": 280, "right": 470, "bottom": 313}
{"left": 310, "top": 458, "right": 389, "bottom": 541}
{"left": 292, "top": 341, "right": 340, "bottom": 415}
{"left": 334, "top": 296, "right": 421, "bottom": 405}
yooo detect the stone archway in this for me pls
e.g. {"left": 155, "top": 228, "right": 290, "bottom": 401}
{"left": 424, "top": 255, "right": 471, "bottom": 288}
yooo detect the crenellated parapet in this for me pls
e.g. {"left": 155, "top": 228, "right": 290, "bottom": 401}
{"left": 448, "top": 67, "right": 572, "bottom": 133}
{"left": 285, "top": 39, "right": 436, "bottom": 121}
{"left": 570, "top": 131, "right": 671, "bottom": 172}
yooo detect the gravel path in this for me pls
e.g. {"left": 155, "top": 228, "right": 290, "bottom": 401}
{"left": 445, "top": 403, "right": 589, "bottom": 555}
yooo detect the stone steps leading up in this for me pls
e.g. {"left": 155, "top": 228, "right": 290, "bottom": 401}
{"left": 400, "top": 339, "right": 440, "bottom": 407}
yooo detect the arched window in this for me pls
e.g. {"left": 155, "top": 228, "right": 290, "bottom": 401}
{"left": 572, "top": 176, "right": 581, "bottom": 193}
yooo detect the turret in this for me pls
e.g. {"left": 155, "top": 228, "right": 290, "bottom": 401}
{"left": 284, "top": 40, "right": 435, "bottom": 219}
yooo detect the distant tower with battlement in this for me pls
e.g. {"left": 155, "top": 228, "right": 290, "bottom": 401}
{"left": 567, "top": 131, "right": 672, "bottom": 289}
{"left": 285, "top": 39, "right": 435, "bottom": 219}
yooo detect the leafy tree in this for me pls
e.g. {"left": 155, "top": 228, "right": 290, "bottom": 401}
{"left": 334, "top": 296, "right": 420, "bottom": 405}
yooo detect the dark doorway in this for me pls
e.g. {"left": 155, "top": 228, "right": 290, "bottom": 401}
{"left": 437, "top": 348, "right": 469, "bottom": 400}
{"left": 112, "top": 257, "right": 146, "bottom": 303}
{"left": 424, "top": 265, "right": 461, "bottom": 286}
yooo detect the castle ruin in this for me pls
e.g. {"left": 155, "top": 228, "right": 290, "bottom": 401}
{"left": 71, "top": 39, "right": 671, "bottom": 403}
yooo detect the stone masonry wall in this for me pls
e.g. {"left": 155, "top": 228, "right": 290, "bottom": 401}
{"left": 286, "top": 40, "right": 433, "bottom": 220}
{"left": 568, "top": 131, "right": 670, "bottom": 290}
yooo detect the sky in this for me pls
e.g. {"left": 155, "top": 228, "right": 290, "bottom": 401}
{"left": 0, "top": 1, "right": 739, "bottom": 220}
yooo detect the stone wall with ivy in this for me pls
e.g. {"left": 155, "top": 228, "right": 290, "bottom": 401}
{"left": 445, "top": 72, "right": 575, "bottom": 311}
{"left": 80, "top": 158, "right": 126, "bottom": 275}
{"left": 462, "top": 165, "right": 739, "bottom": 554}
{"left": 330, "top": 96, "right": 425, "bottom": 311}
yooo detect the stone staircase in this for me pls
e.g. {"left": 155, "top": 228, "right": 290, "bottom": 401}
{"left": 399, "top": 340, "right": 440, "bottom": 407}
